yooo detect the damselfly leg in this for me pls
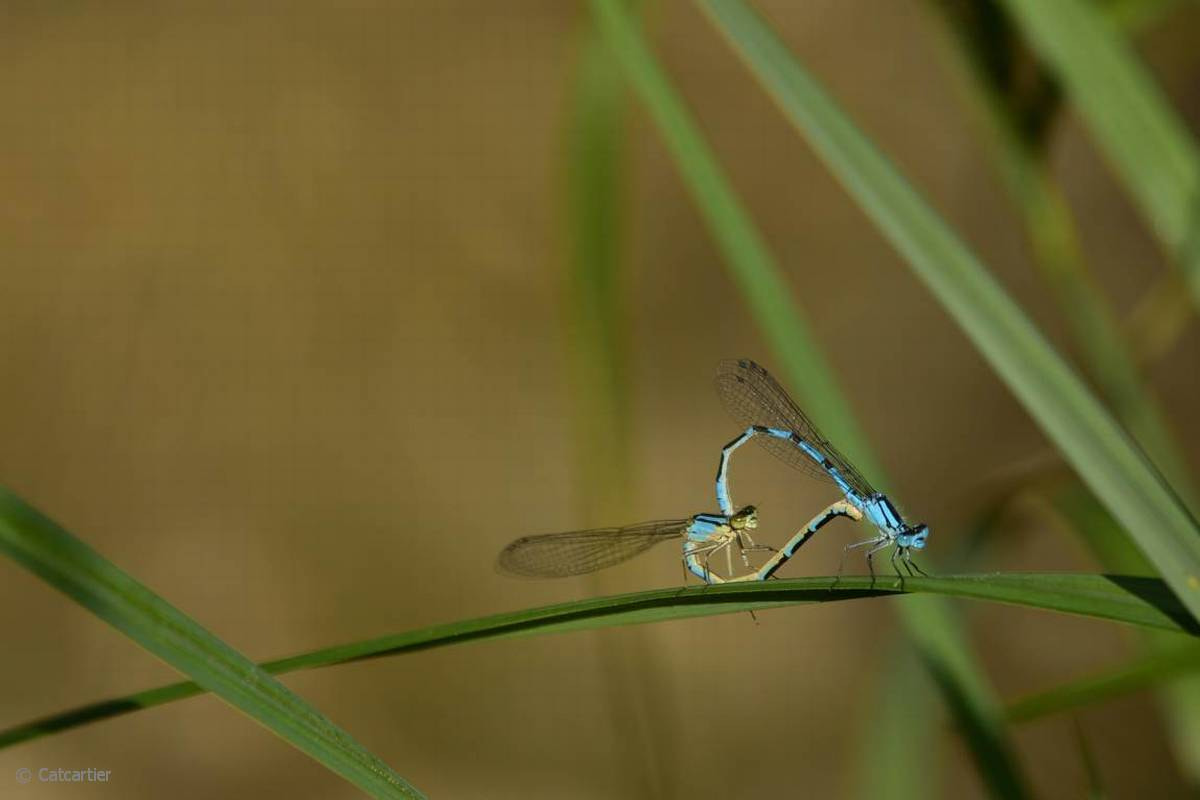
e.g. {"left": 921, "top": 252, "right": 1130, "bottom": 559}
{"left": 832, "top": 535, "right": 884, "bottom": 589}
{"left": 864, "top": 540, "right": 892, "bottom": 585}
{"left": 890, "top": 546, "right": 906, "bottom": 589}
{"left": 735, "top": 530, "right": 775, "bottom": 566}
{"left": 684, "top": 539, "right": 732, "bottom": 584}
{"left": 903, "top": 549, "right": 929, "bottom": 577}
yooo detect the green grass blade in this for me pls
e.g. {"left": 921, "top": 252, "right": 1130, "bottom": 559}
{"left": 2, "top": 571, "right": 1190, "bottom": 751}
{"left": 1006, "top": 641, "right": 1200, "bottom": 723}
{"left": 585, "top": 0, "right": 880, "bottom": 479}
{"left": 931, "top": 32, "right": 1200, "bottom": 776}
{"left": 0, "top": 486, "right": 424, "bottom": 800}
{"left": 931, "top": 0, "right": 1198, "bottom": 512}
{"left": 1104, "top": 0, "right": 1191, "bottom": 33}
{"left": 588, "top": 1, "right": 1027, "bottom": 795}
{"left": 905, "top": 592, "right": 1030, "bottom": 799}
{"left": 1047, "top": 480, "right": 1200, "bottom": 783}
{"left": 856, "top": 644, "right": 939, "bottom": 800}
{"left": 998, "top": 0, "right": 1200, "bottom": 307}
{"left": 564, "top": 15, "right": 670, "bottom": 796}
{"left": 697, "top": 0, "right": 1200, "bottom": 623}
{"left": 1128, "top": 270, "right": 1195, "bottom": 368}
{"left": 1072, "top": 717, "right": 1108, "bottom": 800}
{"left": 566, "top": 9, "right": 634, "bottom": 518}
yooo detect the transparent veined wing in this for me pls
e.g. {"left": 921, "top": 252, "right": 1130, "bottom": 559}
{"left": 715, "top": 358, "right": 876, "bottom": 497}
{"left": 497, "top": 519, "right": 690, "bottom": 578}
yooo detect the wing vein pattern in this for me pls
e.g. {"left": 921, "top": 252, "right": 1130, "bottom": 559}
{"left": 497, "top": 519, "right": 689, "bottom": 578}
{"left": 714, "top": 358, "right": 876, "bottom": 497}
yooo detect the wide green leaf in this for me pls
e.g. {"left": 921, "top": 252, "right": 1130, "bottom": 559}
{"left": 696, "top": 0, "right": 1200, "bottom": 625}
{"left": 0, "top": 486, "right": 424, "bottom": 799}
{"left": 998, "top": 0, "right": 1200, "bottom": 307}
{"left": 2, "top": 571, "right": 1192, "bottom": 751}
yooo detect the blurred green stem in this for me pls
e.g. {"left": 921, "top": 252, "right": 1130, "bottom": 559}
{"left": 1126, "top": 270, "right": 1194, "bottom": 368}
{"left": 565, "top": 7, "right": 669, "bottom": 797}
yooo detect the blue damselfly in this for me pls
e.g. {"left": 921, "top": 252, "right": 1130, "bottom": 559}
{"left": 714, "top": 358, "right": 930, "bottom": 579}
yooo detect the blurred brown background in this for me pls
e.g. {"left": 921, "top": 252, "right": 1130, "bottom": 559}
{"left": 2, "top": 2, "right": 1199, "bottom": 797}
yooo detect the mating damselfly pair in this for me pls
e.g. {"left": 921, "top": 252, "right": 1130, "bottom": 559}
{"left": 498, "top": 359, "right": 929, "bottom": 584}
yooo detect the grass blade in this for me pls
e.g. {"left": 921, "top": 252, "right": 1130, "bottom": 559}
{"left": 905, "top": 592, "right": 1030, "bottom": 798}
{"left": 856, "top": 644, "right": 939, "bottom": 800}
{"left": 697, "top": 0, "right": 1200, "bottom": 624}
{"left": 2, "top": 571, "right": 1190, "bottom": 751}
{"left": 586, "top": 0, "right": 880, "bottom": 478}
{"left": 930, "top": 0, "right": 1198, "bottom": 511}
{"left": 1073, "top": 717, "right": 1108, "bottom": 800}
{"left": 566, "top": 8, "right": 634, "bottom": 518}
{"left": 564, "top": 14, "right": 670, "bottom": 796}
{"left": 1006, "top": 641, "right": 1200, "bottom": 723}
{"left": 1046, "top": 480, "right": 1200, "bottom": 783}
{"left": 0, "top": 486, "right": 424, "bottom": 799}
{"left": 931, "top": 17, "right": 1200, "bottom": 775}
{"left": 588, "top": 1, "right": 1029, "bottom": 795}
{"left": 998, "top": 0, "right": 1200, "bottom": 307}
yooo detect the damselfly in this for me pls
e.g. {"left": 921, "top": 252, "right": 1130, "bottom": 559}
{"left": 497, "top": 505, "right": 773, "bottom": 584}
{"left": 714, "top": 358, "right": 930, "bottom": 579}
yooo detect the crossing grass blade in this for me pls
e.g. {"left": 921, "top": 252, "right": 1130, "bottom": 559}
{"left": 929, "top": 0, "right": 1198, "bottom": 513}
{"left": 587, "top": 1, "right": 1029, "bottom": 795}
{"left": 1006, "top": 641, "right": 1200, "bottom": 723}
{"left": 0, "top": 486, "right": 424, "bottom": 800}
{"left": 933, "top": 4, "right": 1200, "bottom": 776}
{"left": 997, "top": 0, "right": 1200, "bottom": 309}
{"left": 696, "top": 0, "right": 1200, "bottom": 625}
{"left": 2, "top": 571, "right": 1191, "bottom": 751}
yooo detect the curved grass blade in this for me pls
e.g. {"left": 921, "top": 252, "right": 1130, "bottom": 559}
{"left": 587, "top": 2, "right": 1028, "bottom": 795}
{"left": 1006, "top": 641, "right": 1200, "bottom": 723}
{"left": 2, "top": 571, "right": 1192, "bottom": 751}
{"left": 997, "top": 0, "right": 1200, "bottom": 308}
{"left": 697, "top": 0, "right": 1200, "bottom": 624}
{"left": 0, "top": 486, "right": 424, "bottom": 800}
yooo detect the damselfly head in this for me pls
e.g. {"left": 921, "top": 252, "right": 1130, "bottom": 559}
{"left": 902, "top": 523, "right": 929, "bottom": 550}
{"left": 732, "top": 505, "right": 759, "bottom": 530}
